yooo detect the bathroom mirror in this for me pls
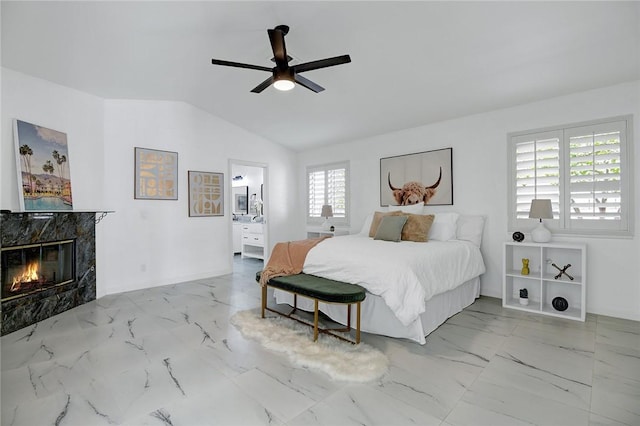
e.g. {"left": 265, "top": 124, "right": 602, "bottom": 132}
{"left": 233, "top": 186, "right": 248, "bottom": 214}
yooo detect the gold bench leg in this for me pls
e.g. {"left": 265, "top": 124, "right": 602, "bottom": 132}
{"left": 356, "top": 301, "right": 361, "bottom": 344}
{"left": 261, "top": 282, "right": 363, "bottom": 345}
{"left": 313, "top": 299, "right": 319, "bottom": 342}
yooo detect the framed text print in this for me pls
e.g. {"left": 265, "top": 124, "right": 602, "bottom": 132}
{"left": 188, "top": 171, "right": 224, "bottom": 217}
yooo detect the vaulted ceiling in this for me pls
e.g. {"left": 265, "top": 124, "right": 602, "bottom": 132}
{"left": 2, "top": 1, "right": 639, "bottom": 151}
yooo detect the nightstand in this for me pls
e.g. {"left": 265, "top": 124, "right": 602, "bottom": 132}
{"left": 306, "top": 227, "right": 349, "bottom": 239}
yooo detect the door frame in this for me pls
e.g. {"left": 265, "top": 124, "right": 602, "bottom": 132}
{"left": 229, "top": 159, "right": 269, "bottom": 267}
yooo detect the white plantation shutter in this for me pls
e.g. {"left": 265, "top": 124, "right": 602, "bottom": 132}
{"left": 308, "top": 169, "right": 326, "bottom": 218}
{"left": 509, "top": 116, "right": 631, "bottom": 237}
{"left": 327, "top": 168, "right": 347, "bottom": 218}
{"left": 513, "top": 131, "right": 561, "bottom": 219}
{"left": 566, "top": 122, "right": 625, "bottom": 231}
{"left": 307, "top": 162, "right": 349, "bottom": 224}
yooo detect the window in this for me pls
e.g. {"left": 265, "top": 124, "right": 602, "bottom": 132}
{"left": 508, "top": 116, "right": 632, "bottom": 237}
{"left": 307, "top": 162, "right": 349, "bottom": 225}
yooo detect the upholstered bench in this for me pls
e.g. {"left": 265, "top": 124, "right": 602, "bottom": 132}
{"left": 256, "top": 272, "right": 366, "bottom": 344}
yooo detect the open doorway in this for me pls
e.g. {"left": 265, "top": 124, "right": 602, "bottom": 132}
{"left": 230, "top": 160, "right": 268, "bottom": 272}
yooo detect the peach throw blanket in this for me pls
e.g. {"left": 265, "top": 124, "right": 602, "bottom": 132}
{"left": 259, "top": 237, "right": 328, "bottom": 286}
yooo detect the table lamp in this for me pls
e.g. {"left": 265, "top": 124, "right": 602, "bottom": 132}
{"left": 529, "top": 199, "right": 553, "bottom": 242}
{"left": 321, "top": 205, "right": 333, "bottom": 231}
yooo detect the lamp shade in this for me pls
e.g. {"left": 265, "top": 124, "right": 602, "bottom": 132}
{"left": 321, "top": 205, "right": 333, "bottom": 218}
{"left": 529, "top": 199, "right": 553, "bottom": 242}
{"left": 528, "top": 199, "right": 553, "bottom": 219}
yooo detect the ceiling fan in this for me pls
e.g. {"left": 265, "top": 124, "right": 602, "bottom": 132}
{"left": 211, "top": 25, "right": 351, "bottom": 93}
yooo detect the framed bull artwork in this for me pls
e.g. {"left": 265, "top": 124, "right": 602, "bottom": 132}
{"left": 380, "top": 147, "right": 453, "bottom": 206}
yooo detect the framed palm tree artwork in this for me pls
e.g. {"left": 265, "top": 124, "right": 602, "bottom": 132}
{"left": 13, "top": 119, "right": 74, "bottom": 211}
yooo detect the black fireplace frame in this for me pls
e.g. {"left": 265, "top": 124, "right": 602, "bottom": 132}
{"left": 1, "top": 239, "right": 77, "bottom": 302}
{"left": 0, "top": 212, "right": 97, "bottom": 335}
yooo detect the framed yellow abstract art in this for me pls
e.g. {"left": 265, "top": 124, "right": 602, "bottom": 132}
{"left": 134, "top": 147, "right": 178, "bottom": 200}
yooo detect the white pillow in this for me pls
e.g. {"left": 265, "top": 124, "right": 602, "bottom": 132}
{"left": 428, "top": 212, "right": 459, "bottom": 241}
{"left": 386, "top": 204, "right": 424, "bottom": 214}
{"left": 456, "top": 215, "right": 485, "bottom": 247}
{"left": 359, "top": 213, "right": 374, "bottom": 235}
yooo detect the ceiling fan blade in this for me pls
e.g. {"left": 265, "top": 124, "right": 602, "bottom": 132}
{"left": 267, "top": 27, "right": 288, "bottom": 66}
{"left": 293, "top": 55, "right": 351, "bottom": 73}
{"left": 294, "top": 74, "right": 325, "bottom": 93}
{"left": 211, "top": 59, "right": 272, "bottom": 72}
{"left": 251, "top": 76, "right": 275, "bottom": 93}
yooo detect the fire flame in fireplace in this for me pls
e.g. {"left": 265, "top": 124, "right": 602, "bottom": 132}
{"left": 10, "top": 262, "right": 40, "bottom": 292}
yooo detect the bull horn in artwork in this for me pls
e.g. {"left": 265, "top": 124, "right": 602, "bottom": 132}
{"left": 388, "top": 172, "right": 400, "bottom": 191}
{"left": 387, "top": 167, "right": 443, "bottom": 191}
{"left": 426, "top": 167, "right": 442, "bottom": 190}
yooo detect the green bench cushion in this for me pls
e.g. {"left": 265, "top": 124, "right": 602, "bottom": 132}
{"left": 256, "top": 272, "right": 366, "bottom": 304}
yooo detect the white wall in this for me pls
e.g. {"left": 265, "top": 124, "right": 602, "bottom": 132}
{"left": 1, "top": 68, "right": 106, "bottom": 211}
{"left": 102, "top": 100, "right": 298, "bottom": 295}
{"left": 297, "top": 80, "right": 640, "bottom": 321}
{"left": 1, "top": 68, "right": 109, "bottom": 295}
{"left": 1, "top": 69, "right": 299, "bottom": 298}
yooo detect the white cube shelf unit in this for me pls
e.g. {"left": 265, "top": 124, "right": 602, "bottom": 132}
{"left": 503, "top": 241, "right": 586, "bottom": 321}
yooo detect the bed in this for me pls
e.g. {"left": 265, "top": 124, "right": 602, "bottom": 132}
{"left": 273, "top": 210, "right": 486, "bottom": 344}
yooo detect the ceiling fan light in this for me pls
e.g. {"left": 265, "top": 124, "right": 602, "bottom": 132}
{"left": 273, "top": 79, "right": 295, "bottom": 91}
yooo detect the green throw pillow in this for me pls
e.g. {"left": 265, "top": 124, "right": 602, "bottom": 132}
{"left": 374, "top": 215, "right": 408, "bottom": 242}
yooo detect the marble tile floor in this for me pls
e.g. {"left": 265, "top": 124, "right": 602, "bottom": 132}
{"left": 1, "top": 255, "right": 639, "bottom": 426}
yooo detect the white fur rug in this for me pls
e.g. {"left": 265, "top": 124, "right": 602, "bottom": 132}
{"left": 230, "top": 309, "right": 389, "bottom": 382}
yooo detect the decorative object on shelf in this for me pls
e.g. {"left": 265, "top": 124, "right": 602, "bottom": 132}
{"left": 330, "top": 225, "right": 335, "bottom": 232}
{"left": 552, "top": 263, "right": 574, "bottom": 280}
{"left": 512, "top": 231, "right": 524, "bottom": 242}
{"left": 521, "top": 258, "right": 530, "bottom": 275}
{"left": 134, "top": 147, "right": 178, "bottom": 200}
{"left": 529, "top": 199, "right": 553, "bottom": 242}
{"left": 188, "top": 171, "right": 223, "bottom": 216}
{"left": 14, "top": 119, "right": 74, "bottom": 211}
{"left": 380, "top": 147, "right": 453, "bottom": 206}
{"left": 321, "top": 204, "right": 333, "bottom": 230}
{"left": 552, "top": 296, "right": 569, "bottom": 311}
{"left": 519, "top": 288, "right": 529, "bottom": 306}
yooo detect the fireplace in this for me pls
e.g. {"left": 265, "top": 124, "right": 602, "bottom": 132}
{"left": 1, "top": 212, "right": 97, "bottom": 335}
{"left": 1, "top": 240, "right": 76, "bottom": 301}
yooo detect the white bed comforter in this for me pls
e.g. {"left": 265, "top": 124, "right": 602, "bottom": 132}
{"left": 303, "top": 234, "right": 485, "bottom": 326}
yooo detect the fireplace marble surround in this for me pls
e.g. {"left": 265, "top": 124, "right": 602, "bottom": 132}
{"left": 1, "top": 212, "right": 97, "bottom": 335}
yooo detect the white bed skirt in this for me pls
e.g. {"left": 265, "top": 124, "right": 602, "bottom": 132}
{"left": 273, "top": 277, "right": 480, "bottom": 345}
